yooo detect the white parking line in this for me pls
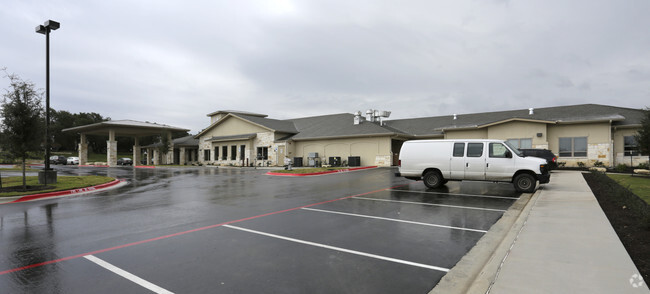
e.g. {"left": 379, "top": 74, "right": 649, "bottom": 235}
{"left": 84, "top": 255, "right": 174, "bottom": 294}
{"left": 352, "top": 197, "right": 507, "bottom": 212}
{"left": 301, "top": 207, "right": 487, "bottom": 233}
{"left": 223, "top": 225, "right": 450, "bottom": 272}
{"left": 388, "top": 189, "right": 519, "bottom": 200}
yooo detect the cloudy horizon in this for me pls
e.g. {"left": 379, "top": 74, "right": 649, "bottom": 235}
{"left": 2, "top": 0, "right": 649, "bottom": 133}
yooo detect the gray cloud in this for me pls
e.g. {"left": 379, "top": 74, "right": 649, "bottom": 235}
{"left": 1, "top": 0, "right": 649, "bottom": 133}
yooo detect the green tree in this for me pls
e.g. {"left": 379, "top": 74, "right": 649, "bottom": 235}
{"left": 635, "top": 107, "right": 650, "bottom": 156}
{"left": 1, "top": 72, "right": 44, "bottom": 190}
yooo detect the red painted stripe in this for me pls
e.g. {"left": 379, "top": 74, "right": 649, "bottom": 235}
{"left": 135, "top": 165, "right": 156, "bottom": 169}
{"left": 267, "top": 166, "right": 378, "bottom": 176}
{"left": 9, "top": 179, "right": 124, "bottom": 203}
{"left": 0, "top": 183, "right": 407, "bottom": 275}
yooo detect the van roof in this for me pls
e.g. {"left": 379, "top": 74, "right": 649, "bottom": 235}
{"left": 405, "top": 139, "right": 505, "bottom": 143}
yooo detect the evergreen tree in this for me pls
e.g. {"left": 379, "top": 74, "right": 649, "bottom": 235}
{"left": 635, "top": 107, "right": 650, "bottom": 156}
{"left": 1, "top": 72, "right": 44, "bottom": 190}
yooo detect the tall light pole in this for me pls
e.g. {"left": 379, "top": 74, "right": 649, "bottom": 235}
{"left": 36, "top": 20, "right": 60, "bottom": 185}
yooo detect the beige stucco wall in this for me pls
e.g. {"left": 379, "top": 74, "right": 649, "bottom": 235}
{"left": 547, "top": 122, "right": 612, "bottom": 167}
{"left": 444, "top": 129, "right": 488, "bottom": 139}
{"left": 294, "top": 136, "right": 392, "bottom": 166}
{"left": 486, "top": 121, "right": 549, "bottom": 147}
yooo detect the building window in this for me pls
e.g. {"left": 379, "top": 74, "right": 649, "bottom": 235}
{"left": 240, "top": 145, "right": 246, "bottom": 160}
{"left": 559, "top": 137, "right": 587, "bottom": 157}
{"left": 467, "top": 143, "right": 484, "bottom": 157}
{"left": 257, "top": 147, "right": 268, "bottom": 160}
{"left": 453, "top": 143, "right": 465, "bottom": 157}
{"left": 624, "top": 136, "right": 639, "bottom": 156}
{"left": 507, "top": 138, "right": 532, "bottom": 149}
{"left": 231, "top": 145, "right": 237, "bottom": 160}
{"left": 204, "top": 150, "right": 210, "bottom": 161}
{"left": 214, "top": 147, "right": 219, "bottom": 161}
{"left": 222, "top": 146, "right": 228, "bottom": 160}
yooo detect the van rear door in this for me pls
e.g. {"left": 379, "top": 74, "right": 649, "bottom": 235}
{"left": 464, "top": 142, "right": 486, "bottom": 180}
{"left": 449, "top": 142, "right": 466, "bottom": 180}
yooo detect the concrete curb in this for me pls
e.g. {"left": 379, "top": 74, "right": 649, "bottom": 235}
{"left": 429, "top": 187, "right": 542, "bottom": 294}
{"left": 266, "top": 166, "right": 378, "bottom": 176}
{"left": 0, "top": 179, "right": 127, "bottom": 204}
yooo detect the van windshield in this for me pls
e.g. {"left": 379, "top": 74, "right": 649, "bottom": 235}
{"left": 503, "top": 141, "right": 523, "bottom": 157}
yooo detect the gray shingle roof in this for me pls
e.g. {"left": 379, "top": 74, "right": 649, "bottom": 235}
{"left": 198, "top": 104, "right": 645, "bottom": 141}
{"left": 286, "top": 113, "right": 405, "bottom": 140}
{"left": 385, "top": 104, "right": 645, "bottom": 136}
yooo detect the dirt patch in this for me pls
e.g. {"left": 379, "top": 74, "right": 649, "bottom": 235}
{"left": 583, "top": 172, "right": 649, "bottom": 283}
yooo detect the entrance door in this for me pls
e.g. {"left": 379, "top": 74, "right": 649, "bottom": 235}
{"left": 277, "top": 145, "right": 286, "bottom": 166}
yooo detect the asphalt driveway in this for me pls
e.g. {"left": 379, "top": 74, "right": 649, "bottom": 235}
{"left": 0, "top": 166, "right": 520, "bottom": 293}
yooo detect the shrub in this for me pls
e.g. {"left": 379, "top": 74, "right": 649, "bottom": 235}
{"left": 558, "top": 162, "right": 566, "bottom": 167}
{"left": 638, "top": 162, "right": 649, "bottom": 169}
{"left": 594, "top": 160, "right": 605, "bottom": 167}
{"left": 577, "top": 162, "right": 586, "bottom": 168}
{"left": 615, "top": 164, "right": 628, "bottom": 173}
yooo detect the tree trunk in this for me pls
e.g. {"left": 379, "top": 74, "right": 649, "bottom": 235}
{"left": 22, "top": 158, "right": 26, "bottom": 191}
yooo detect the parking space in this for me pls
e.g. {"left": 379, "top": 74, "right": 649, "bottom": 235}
{"left": 0, "top": 167, "right": 519, "bottom": 293}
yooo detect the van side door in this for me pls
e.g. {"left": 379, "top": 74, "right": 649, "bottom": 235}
{"left": 464, "top": 142, "right": 486, "bottom": 180}
{"left": 486, "top": 142, "right": 514, "bottom": 181}
{"left": 449, "top": 142, "right": 466, "bottom": 180}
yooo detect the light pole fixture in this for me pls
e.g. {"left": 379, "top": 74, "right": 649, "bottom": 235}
{"left": 36, "top": 20, "right": 60, "bottom": 185}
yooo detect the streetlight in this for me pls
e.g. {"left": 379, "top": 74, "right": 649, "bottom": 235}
{"left": 36, "top": 20, "right": 60, "bottom": 185}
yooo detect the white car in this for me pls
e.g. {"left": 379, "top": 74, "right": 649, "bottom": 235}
{"left": 67, "top": 156, "right": 80, "bottom": 165}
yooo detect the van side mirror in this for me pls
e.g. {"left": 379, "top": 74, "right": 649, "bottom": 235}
{"left": 505, "top": 150, "right": 512, "bottom": 158}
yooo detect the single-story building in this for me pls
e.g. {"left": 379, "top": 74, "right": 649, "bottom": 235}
{"left": 194, "top": 104, "right": 648, "bottom": 168}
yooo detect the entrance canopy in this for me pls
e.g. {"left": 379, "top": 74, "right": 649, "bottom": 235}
{"left": 63, "top": 120, "right": 189, "bottom": 136}
{"left": 63, "top": 120, "right": 190, "bottom": 167}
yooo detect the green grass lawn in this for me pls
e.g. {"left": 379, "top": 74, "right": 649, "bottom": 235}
{"left": 0, "top": 175, "right": 115, "bottom": 197}
{"left": 607, "top": 174, "right": 650, "bottom": 204}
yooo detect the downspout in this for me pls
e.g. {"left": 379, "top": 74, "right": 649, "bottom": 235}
{"left": 609, "top": 121, "right": 613, "bottom": 168}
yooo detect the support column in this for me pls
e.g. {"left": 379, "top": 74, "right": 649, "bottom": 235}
{"left": 180, "top": 147, "right": 186, "bottom": 165}
{"left": 79, "top": 133, "right": 88, "bottom": 165}
{"left": 166, "top": 132, "right": 174, "bottom": 165}
{"left": 133, "top": 137, "right": 141, "bottom": 167}
{"left": 107, "top": 129, "right": 117, "bottom": 167}
{"left": 153, "top": 149, "right": 159, "bottom": 165}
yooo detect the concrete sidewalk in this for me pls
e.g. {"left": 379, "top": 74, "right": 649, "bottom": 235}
{"left": 488, "top": 171, "right": 648, "bottom": 293}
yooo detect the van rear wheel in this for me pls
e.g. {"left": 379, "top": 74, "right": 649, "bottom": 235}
{"left": 423, "top": 171, "right": 444, "bottom": 188}
{"left": 514, "top": 174, "right": 535, "bottom": 193}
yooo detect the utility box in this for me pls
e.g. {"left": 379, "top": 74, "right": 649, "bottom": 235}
{"left": 293, "top": 157, "right": 303, "bottom": 167}
{"left": 329, "top": 157, "right": 341, "bottom": 167}
{"left": 348, "top": 156, "right": 361, "bottom": 167}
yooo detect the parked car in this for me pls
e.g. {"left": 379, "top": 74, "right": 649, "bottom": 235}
{"left": 519, "top": 149, "right": 558, "bottom": 169}
{"left": 49, "top": 155, "right": 67, "bottom": 165}
{"left": 67, "top": 156, "right": 80, "bottom": 165}
{"left": 117, "top": 158, "right": 133, "bottom": 165}
{"left": 397, "top": 139, "right": 550, "bottom": 192}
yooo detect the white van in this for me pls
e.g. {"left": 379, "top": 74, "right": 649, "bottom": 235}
{"left": 397, "top": 139, "right": 550, "bottom": 192}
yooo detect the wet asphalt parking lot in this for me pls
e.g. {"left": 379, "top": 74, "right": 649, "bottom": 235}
{"left": 0, "top": 166, "right": 520, "bottom": 293}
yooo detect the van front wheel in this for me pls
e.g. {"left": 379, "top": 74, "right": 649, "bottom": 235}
{"left": 514, "top": 174, "right": 535, "bottom": 193}
{"left": 423, "top": 171, "right": 444, "bottom": 188}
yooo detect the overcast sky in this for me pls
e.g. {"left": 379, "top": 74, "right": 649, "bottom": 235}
{"left": 2, "top": 0, "right": 649, "bottom": 134}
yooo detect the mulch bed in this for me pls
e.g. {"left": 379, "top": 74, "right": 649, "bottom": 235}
{"left": 0, "top": 185, "right": 55, "bottom": 193}
{"left": 583, "top": 172, "right": 649, "bottom": 282}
